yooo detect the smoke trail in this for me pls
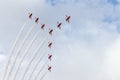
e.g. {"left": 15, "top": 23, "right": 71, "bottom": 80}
{"left": 13, "top": 30, "right": 40, "bottom": 80}
{"left": 7, "top": 25, "right": 34, "bottom": 80}
{"left": 28, "top": 51, "right": 48, "bottom": 80}
{"left": 39, "top": 71, "right": 48, "bottom": 80}
{"left": 2, "top": 20, "right": 28, "bottom": 80}
{"left": 20, "top": 35, "right": 49, "bottom": 80}
{"left": 34, "top": 60, "right": 48, "bottom": 80}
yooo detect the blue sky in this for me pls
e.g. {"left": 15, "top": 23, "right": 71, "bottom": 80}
{"left": 108, "top": 0, "right": 118, "bottom": 5}
{"left": 1, "top": 0, "right": 120, "bottom": 80}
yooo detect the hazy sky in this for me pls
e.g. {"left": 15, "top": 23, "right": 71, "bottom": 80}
{"left": 1, "top": 0, "right": 120, "bottom": 80}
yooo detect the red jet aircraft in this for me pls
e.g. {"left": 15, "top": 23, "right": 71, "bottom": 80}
{"left": 66, "top": 15, "right": 71, "bottom": 23}
{"left": 48, "top": 54, "right": 52, "bottom": 61}
{"left": 57, "top": 22, "right": 62, "bottom": 29}
{"left": 41, "top": 24, "right": 45, "bottom": 30}
{"left": 49, "top": 29, "right": 53, "bottom": 35}
{"left": 35, "top": 17, "right": 39, "bottom": 23}
{"left": 48, "top": 42, "right": 52, "bottom": 48}
{"left": 48, "top": 65, "right": 52, "bottom": 72}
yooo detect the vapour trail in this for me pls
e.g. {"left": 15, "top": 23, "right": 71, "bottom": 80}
{"left": 13, "top": 30, "right": 41, "bottom": 80}
{"left": 2, "top": 20, "right": 28, "bottom": 80}
{"left": 7, "top": 25, "right": 34, "bottom": 80}
{"left": 34, "top": 60, "right": 48, "bottom": 80}
{"left": 20, "top": 35, "right": 49, "bottom": 80}
{"left": 28, "top": 51, "right": 48, "bottom": 80}
{"left": 39, "top": 71, "right": 48, "bottom": 80}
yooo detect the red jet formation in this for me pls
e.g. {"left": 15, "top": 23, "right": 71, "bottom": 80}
{"left": 66, "top": 15, "right": 71, "bottom": 23}
{"left": 48, "top": 54, "right": 52, "bottom": 61}
{"left": 41, "top": 24, "right": 45, "bottom": 30}
{"left": 28, "top": 13, "right": 32, "bottom": 19}
{"left": 48, "top": 65, "right": 52, "bottom": 72}
{"left": 35, "top": 17, "right": 39, "bottom": 23}
{"left": 57, "top": 22, "right": 62, "bottom": 29}
{"left": 27, "top": 13, "right": 72, "bottom": 76}
{"left": 48, "top": 42, "right": 52, "bottom": 48}
{"left": 49, "top": 29, "right": 53, "bottom": 35}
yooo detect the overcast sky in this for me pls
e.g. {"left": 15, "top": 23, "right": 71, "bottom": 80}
{"left": 1, "top": 0, "right": 120, "bottom": 80}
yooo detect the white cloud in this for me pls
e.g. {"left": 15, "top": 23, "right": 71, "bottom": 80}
{"left": 104, "top": 36, "right": 120, "bottom": 80}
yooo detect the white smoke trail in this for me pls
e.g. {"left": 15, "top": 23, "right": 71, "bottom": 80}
{"left": 20, "top": 35, "right": 49, "bottom": 80}
{"left": 7, "top": 25, "right": 34, "bottom": 80}
{"left": 2, "top": 20, "right": 28, "bottom": 80}
{"left": 28, "top": 51, "right": 48, "bottom": 80}
{"left": 12, "top": 30, "right": 41, "bottom": 80}
{"left": 39, "top": 71, "right": 48, "bottom": 80}
{"left": 34, "top": 60, "right": 48, "bottom": 80}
